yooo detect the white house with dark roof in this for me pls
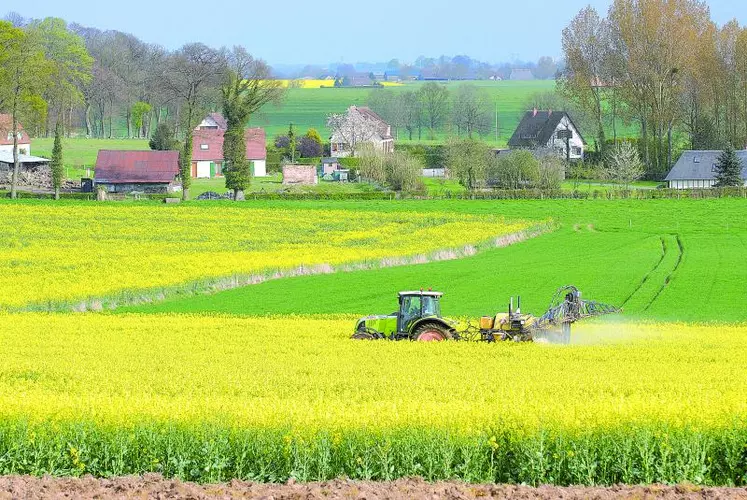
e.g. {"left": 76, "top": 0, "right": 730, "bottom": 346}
{"left": 508, "top": 109, "right": 585, "bottom": 160}
{"left": 665, "top": 150, "right": 747, "bottom": 189}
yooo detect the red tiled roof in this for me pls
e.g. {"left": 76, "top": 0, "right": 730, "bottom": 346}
{"left": 0, "top": 114, "right": 31, "bottom": 146}
{"left": 94, "top": 150, "right": 179, "bottom": 184}
{"left": 192, "top": 127, "right": 266, "bottom": 161}
{"left": 245, "top": 128, "right": 266, "bottom": 160}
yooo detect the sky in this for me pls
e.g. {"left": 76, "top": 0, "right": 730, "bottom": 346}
{"left": 17, "top": 0, "right": 747, "bottom": 66}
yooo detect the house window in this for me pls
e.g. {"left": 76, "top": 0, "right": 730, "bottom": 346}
{"left": 572, "top": 146, "right": 582, "bottom": 156}
{"left": 200, "top": 144, "right": 209, "bottom": 150}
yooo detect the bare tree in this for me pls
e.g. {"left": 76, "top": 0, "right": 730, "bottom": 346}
{"left": 418, "top": 82, "right": 449, "bottom": 139}
{"left": 451, "top": 84, "right": 492, "bottom": 138}
{"left": 559, "top": 6, "right": 610, "bottom": 152}
{"left": 161, "top": 43, "right": 225, "bottom": 200}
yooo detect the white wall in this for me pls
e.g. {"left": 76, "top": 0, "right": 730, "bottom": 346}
{"left": 195, "top": 161, "right": 211, "bottom": 178}
{"left": 668, "top": 179, "right": 716, "bottom": 189}
{"left": 546, "top": 116, "right": 584, "bottom": 159}
{"left": 252, "top": 160, "right": 267, "bottom": 177}
{"left": 0, "top": 143, "right": 31, "bottom": 155}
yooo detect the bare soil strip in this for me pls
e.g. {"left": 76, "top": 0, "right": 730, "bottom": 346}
{"left": 1, "top": 475, "right": 746, "bottom": 500}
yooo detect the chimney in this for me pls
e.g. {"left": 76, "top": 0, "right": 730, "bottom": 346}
{"left": 532, "top": 107, "right": 538, "bottom": 117}
{"left": 548, "top": 109, "right": 552, "bottom": 116}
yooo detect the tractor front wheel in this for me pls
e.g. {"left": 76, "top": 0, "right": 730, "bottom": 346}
{"left": 413, "top": 322, "right": 453, "bottom": 342}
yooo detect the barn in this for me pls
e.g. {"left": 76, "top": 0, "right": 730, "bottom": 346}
{"left": 94, "top": 150, "right": 180, "bottom": 194}
{"left": 665, "top": 150, "right": 747, "bottom": 189}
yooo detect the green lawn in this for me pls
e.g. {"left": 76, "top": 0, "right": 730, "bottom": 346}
{"left": 33, "top": 137, "right": 149, "bottom": 179}
{"left": 124, "top": 198, "right": 747, "bottom": 323}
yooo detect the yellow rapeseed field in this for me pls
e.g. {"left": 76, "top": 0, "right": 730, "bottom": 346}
{"left": 0, "top": 204, "right": 527, "bottom": 309}
{"left": 2, "top": 313, "right": 745, "bottom": 432}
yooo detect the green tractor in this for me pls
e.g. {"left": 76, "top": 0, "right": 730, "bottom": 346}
{"left": 352, "top": 286, "right": 621, "bottom": 343}
{"left": 352, "top": 291, "right": 459, "bottom": 342}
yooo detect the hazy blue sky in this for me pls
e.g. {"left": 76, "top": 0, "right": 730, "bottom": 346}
{"left": 18, "top": 0, "right": 746, "bottom": 65}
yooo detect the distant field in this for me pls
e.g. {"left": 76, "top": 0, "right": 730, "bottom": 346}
{"left": 251, "top": 80, "right": 560, "bottom": 144}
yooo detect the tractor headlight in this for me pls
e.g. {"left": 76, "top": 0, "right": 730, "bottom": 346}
{"left": 520, "top": 320, "right": 525, "bottom": 325}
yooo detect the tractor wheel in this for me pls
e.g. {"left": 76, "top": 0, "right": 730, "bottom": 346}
{"left": 413, "top": 322, "right": 454, "bottom": 342}
{"left": 351, "top": 330, "right": 378, "bottom": 340}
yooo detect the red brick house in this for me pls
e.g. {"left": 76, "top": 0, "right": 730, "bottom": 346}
{"left": 0, "top": 114, "right": 32, "bottom": 155}
{"left": 94, "top": 150, "right": 180, "bottom": 193}
{"left": 192, "top": 114, "right": 267, "bottom": 178}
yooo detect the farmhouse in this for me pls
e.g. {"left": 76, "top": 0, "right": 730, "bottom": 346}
{"left": 508, "top": 109, "right": 585, "bottom": 160}
{"left": 0, "top": 114, "right": 32, "bottom": 155}
{"left": 664, "top": 150, "right": 747, "bottom": 189}
{"left": 330, "top": 106, "right": 394, "bottom": 158}
{"left": 94, "top": 150, "right": 180, "bottom": 193}
{"left": 192, "top": 113, "right": 267, "bottom": 178}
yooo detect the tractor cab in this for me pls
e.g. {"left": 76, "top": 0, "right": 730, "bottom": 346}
{"left": 397, "top": 291, "right": 443, "bottom": 333}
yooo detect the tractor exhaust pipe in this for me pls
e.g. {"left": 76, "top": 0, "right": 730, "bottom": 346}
{"left": 509, "top": 297, "right": 513, "bottom": 317}
{"left": 517, "top": 296, "right": 521, "bottom": 314}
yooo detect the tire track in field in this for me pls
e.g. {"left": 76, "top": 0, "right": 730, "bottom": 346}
{"left": 643, "top": 234, "right": 684, "bottom": 312}
{"left": 620, "top": 236, "right": 667, "bottom": 309}
{"left": 621, "top": 234, "right": 683, "bottom": 314}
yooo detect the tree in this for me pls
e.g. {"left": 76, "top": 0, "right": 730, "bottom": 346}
{"left": 299, "top": 128, "right": 323, "bottom": 158}
{"left": 287, "top": 123, "right": 297, "bottom": 163}
{"left": 327, "top": 108, "right": 381, "bottom": 158}
{"left": 221, "top": 46, "right": 284, "bottom": 200}
{"left": 149, "top": 122, "right": 179, "bottom": 150}
{"left": 713, "top": 144, "right": 744, "bottom": 187}
{"left": 451, "top": 84, "right": 492, "bottom": 138}
{"left": 489, "top": 150, "right": 541, "bottom": 189}
{"left": 418, "top": 83, "right": 449, "bottom": 139}
{"left": 50, "top": 120, "right": 64, "bottom": 200}
{"left": 445, "top": 138, "right": 493, "bottom": 190}
{"left": 357, "top": 146, "right": 422, "bottom": 192}
{"left": 0, "top": 21, "right": 52, "bottom": 199}
{"left": 162, "top": 43, "right": 225, "bottom": 200}
{"left": 534, "top": 56, "right": 558, "bottom": 80}
{"left": 27, "top": 18, "right": 93, "bottom": 137}
{"left": 131, "top": 101, "right": 152, "bottom": 138}
{"left": 605, "top": 141, "right": 645, "bottom": 189}
{"left": 559, "top": 6, "right": 610, "bottom": 153}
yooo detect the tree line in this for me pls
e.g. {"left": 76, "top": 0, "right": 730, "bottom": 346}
{"left": 560, "top": 0, "right": 747, "bottom": 179}
{"left": 366, "top": 83, "right": 496, "bottom": 141}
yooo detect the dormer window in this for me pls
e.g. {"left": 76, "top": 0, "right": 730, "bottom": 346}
{"left": 200, "top": 144, "right": 209, "bottom": 150}
{"left": 711, "top": 164, "right": 718, "bottom": 173}
{"left": 693, "top": 157, "right": 700, "bottom": 163}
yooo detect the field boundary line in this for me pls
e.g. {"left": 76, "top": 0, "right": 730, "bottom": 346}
{"left": 20, "top": 222, "right": 556, "bottom": 313}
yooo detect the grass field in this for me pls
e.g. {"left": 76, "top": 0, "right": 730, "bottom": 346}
{"left": 125, "top": 198, "right": 747, "bottom": 323}
{"left": 250, "top": 80, "right": 560, "bottom": 144}
{"left": 2, "top": 197, "right": 747, "bottom": 485}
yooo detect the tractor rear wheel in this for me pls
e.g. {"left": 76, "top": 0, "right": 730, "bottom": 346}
{"left": 413, "top": 322, "right": 453, "bottom": 342}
